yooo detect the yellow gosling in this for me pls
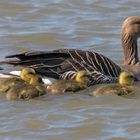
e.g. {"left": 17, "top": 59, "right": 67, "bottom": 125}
{"left": 75, "top": 70, "right": 91, "bottom": 85}
{"left": 0, "top": 67, "right": 36, "bottom": 93}
{"left": 119, "top": 71, "right": 134, "bottom": 86}
{"left": 47, "top": 70, "right": 91, "bottom": 95}
{"left": 6, "top": 75, "right": 47, "bottom": 100}
{"left": 20, "top": 67, "right": 36, "bottom": 82}
{"left": 92, "top": 71, "right": 136, "bottom": 97}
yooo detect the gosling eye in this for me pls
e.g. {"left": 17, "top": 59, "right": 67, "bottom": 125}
{"left": 28, "top": 72, "right": 35, "bottom": 75}
{"left": 129, "top": 75, "right": 134, "bottom": 79}
{"left": 38, "top": 77, "right": 44, "bottom": 84}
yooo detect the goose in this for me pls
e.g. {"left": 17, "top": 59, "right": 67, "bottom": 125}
{"left": 47, "top": 70, "right": 91, "bottom": 95}
{"left": 92, "top": 71, "right": 136, "bottom": 98}
{"left": 1, "top": 17, "right": 140, "bottom": 85}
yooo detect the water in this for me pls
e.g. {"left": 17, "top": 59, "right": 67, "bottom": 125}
{"left": 0, "top": 0, "right": 140, "bottom": 139}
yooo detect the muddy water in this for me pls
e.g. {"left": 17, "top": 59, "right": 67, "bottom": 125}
{"left": 0, "top": 0, "right": 140, "bottom": 140}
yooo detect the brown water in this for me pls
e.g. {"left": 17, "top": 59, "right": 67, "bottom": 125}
{"left": 0, "top": 0, "right": 140, "bottom": 140}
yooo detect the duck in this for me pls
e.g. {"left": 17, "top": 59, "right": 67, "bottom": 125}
{"left": 1, "top": 17, "right": 140, "bottom": 85}
{"left": 47, "top": 70, "right": 92, "bottom": 95}
{"left": 92, "top": 71, "right": 136, "bottom": 98}
{"left": 6, "top": 75, "right": 47, "bottom": 100}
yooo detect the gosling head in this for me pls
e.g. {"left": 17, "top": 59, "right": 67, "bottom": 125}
{"left": 20, "top": 67, "right": 36, "bottom": 82}
{"left": 119, "top": 71, "right": 135, "bottom": 86}
{"left": 29, "top": 75, "right": 44, "bottom": 86}
{"left": 75, "top": 70, "right": 91, "bottom": 85}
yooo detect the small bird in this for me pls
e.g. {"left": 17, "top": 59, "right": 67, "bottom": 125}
{"left": 8, "top": 70, "right": 52, "bottom": 85}
{"left": 47, "top": 70, "right": 92, "bottom": 95}
{"left": 6, "top": 75, "right": 47, "bottom": 100}
{"left": 92, "top": 71, "right": 136, "bottom": 98}
{"left": 0, "top": 67, "right": 36, "bottom": 93}
{"left": 0, "top": 67, "right": 47, "bottom": 100}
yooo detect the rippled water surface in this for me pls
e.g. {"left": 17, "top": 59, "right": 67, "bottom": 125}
{"left": 0, "top": 0, "right": 140, "bottom": 140}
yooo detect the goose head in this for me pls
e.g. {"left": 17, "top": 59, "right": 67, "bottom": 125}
{"left": 119, "top": 71, "right": 135, "bottom": 86}
{"left": 122, "top": 17, "right": 140, "bottom": 39}
{"left": 20, "top": 68, "right": 36, "bottom": 82}
{"left": 121, "top": 17, "right": 140, "bottom": 79}
{"left": 75, "top": 70, "right": 91, "bottom": 85}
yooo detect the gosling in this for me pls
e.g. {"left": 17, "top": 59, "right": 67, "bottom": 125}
{"left": 0, "top": 67, "right": 36, "bottom": 93}
{"left": 47, "top": 70, "right": 92, "bottom": 95}
{"left": 6, "top": 75, "right": 47, "bottom": 100}
{"left": 92, "top": 71, "right": 136, "bottom": 97}
{"left": 0, "top": 67, "right": 47, "bottom": 100}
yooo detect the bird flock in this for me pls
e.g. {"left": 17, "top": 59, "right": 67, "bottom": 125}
{"left": 0, "top": 16, "right": 140, "bottom": 100}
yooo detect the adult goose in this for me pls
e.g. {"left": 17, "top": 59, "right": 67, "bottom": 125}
{"left": 1, "top": 17, "right": 140, "bottom": 85}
